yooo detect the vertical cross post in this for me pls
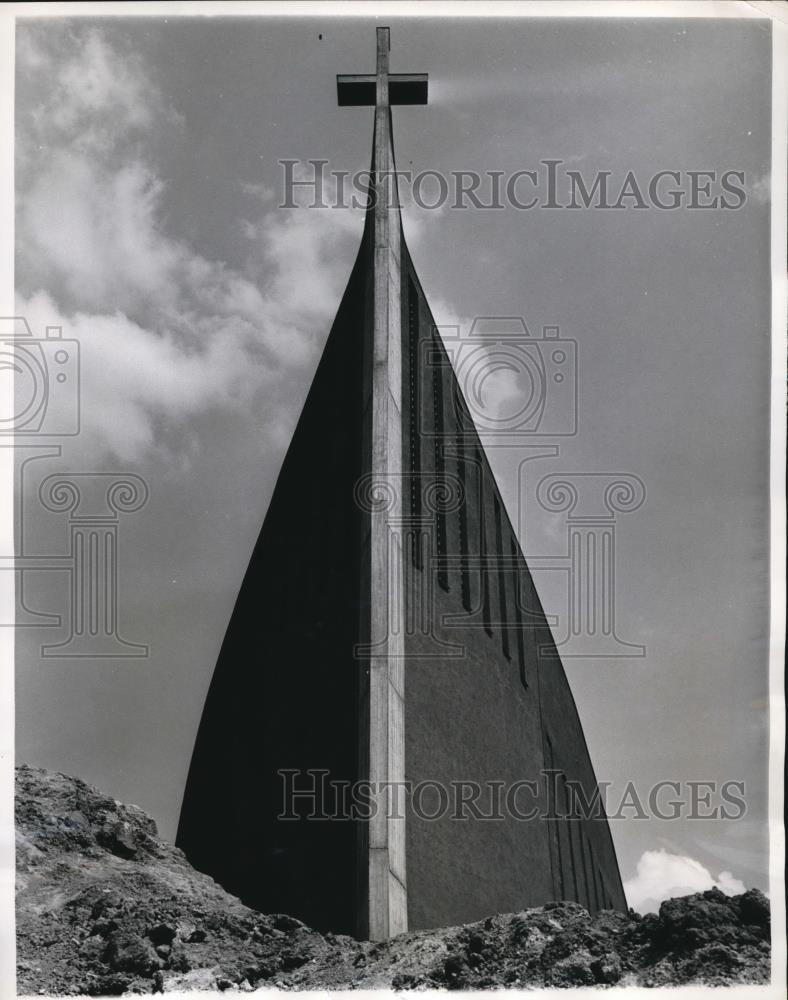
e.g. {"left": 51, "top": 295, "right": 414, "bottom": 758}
{"left": 367, "top": 25, "right": 406, "bottom": 942}
{"left": 340, "top": 26, "right": 427, "bottom": 942}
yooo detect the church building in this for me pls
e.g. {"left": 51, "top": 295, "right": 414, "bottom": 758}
{"left": 177, "top": 27, "right": 627, "bottom": 941}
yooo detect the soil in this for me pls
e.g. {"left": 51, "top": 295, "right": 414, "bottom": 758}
{"left": 15, "top": 764, "right": 771, "bottom": 994}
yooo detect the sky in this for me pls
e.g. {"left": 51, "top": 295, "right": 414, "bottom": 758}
{"left": 12, "top": 12, "right": 772, "bottom": 913}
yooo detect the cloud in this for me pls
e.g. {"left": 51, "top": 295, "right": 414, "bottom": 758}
{"left": 20, "top": 154, "right": 181, "bottom": 315}
{"left": 747, "top": 172, "right": 770, "bottom": 206}
{"left": 624, "top": 849, "right": 746, "bottom": 914}
{"left": 17, "top": 25, "right": 179, "bottom": 159}
{"left": 15, "top": 24, "right": 363, "bottom": 465}
{"left": 15, "top": 289, "right": 276, "bottom": 465}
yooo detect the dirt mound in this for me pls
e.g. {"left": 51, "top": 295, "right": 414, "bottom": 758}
{"left": 15, "top": 764, "right": 770, "bottom": 993}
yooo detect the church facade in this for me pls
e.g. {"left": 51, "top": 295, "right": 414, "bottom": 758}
{"left": 177, "top": 28, "right": 627, "bottom": 940}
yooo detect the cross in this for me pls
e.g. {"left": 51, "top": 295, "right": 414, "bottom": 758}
{"left": 337, "top": 27, "right": 428, "bottom": 107}
{"left": 335, "top": 26, "right": 426, "bottom": 942}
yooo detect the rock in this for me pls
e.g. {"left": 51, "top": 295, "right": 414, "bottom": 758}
{"left": 147, "top": 923, "right": 176, "bottom": 947}
{"left": 442, "top": 952, "right": 469, "bottom": 988}
{"left": 272, "top": 913, "right": 304, "bottom": 932}
{"left": 78, "top": 935, "right": 106, "bottom": 962}
{"left": 547, "top": 951, "right": 597, "bottom": 987}
{"left": 167, "top": 942, "right": 191, "bottom": 973}
{"left": 175, "top": 920, "right": 195, "bottom": 941}
{"left": 104, "top": 932, "right": 160, "bottom": 976}
{"left": 96, "top": 819, "right": 144, "bottom": 859}
{"left": 739, "top": 889, "right": 770, "bottom": 930}
{"left": 591, "top": 952, "right": 622, "bottom": 984}
{"left": 161, "top": 967, "right": 221, "bottom": 992}
{"left": 91, "top": 890, "right": 125, "bottom": 920}
{"left": 94, "top": 971, "right": 132, "bottom": 995}
{"left": 15, "top": 764, "right": 771, "bottom": 993}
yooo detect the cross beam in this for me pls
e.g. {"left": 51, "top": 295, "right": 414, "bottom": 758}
{"left": 337, "top": 73, "right": 428, "bottom": 106}
{"left": 336, "top": 27, "right": 428, "bottom": 107}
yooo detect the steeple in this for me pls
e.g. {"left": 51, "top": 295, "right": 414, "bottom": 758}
{"left": 177, "top": 27, "right": 627, "bottom": 946}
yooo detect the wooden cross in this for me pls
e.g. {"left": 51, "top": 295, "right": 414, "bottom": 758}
{"left": 337, "top": 27, "right": 428, "bottom": 107}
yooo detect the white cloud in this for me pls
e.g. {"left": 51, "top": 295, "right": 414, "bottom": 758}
{"left": 15, "top": 24, "right": 364, "bottom": 465}
{"left": 20, "top": 153, "right": 181, "bottom": 314}
{"left": 15, "top": 290, "right": 275, "bottom": 464}
{"left": 624, "top": 849, "right": 746, "bottom": 914}
{"left": 18, "top": 26, "right": 179, "bottom": 156}
{"left": 747, "top": 172, "right": 770, "bottom": 207}
{"left": 246, "top": 190, "right": 363, "bottom": 323}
